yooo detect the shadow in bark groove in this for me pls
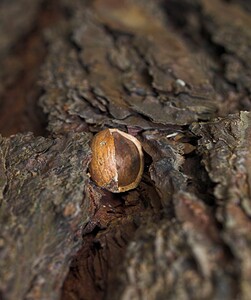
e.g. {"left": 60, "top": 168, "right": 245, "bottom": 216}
{"left": 61, "top": 168, "right": 163, "bottom": 300}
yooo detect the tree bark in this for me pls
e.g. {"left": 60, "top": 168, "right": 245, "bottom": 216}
{"left": 0, "top": 0, "right": 251, "bottom": 299}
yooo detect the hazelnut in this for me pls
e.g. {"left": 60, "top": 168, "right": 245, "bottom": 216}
{"left": 89, "top": 128, "right": 144, "bottom": 193}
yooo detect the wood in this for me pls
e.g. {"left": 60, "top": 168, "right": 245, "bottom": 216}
{"left": 0, "top": 0, "right": 251, "bottom": 299}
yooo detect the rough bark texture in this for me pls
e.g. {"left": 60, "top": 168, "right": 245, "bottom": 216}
{"left": 0, "top": 0, "right": 251, "bottom": 300}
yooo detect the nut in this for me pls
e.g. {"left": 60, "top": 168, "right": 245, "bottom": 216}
{"left": 89, "top": 128, "right": 144, "bottom": 192}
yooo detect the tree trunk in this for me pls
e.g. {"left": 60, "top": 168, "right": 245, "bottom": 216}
{"left": 0, "top": 0, "right": 251, "bottom": 299}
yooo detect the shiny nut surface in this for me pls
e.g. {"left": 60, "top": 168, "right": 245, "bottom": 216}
{"left": 89, "top": 128, "right": 144, "bottom": 192}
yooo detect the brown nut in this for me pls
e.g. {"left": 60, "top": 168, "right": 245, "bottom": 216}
{"left": 89, "top": 128, "right": 144, "bottom": 193}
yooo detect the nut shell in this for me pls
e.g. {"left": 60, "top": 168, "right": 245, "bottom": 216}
{"left": 89, "top": 129, "right": 144, "bottom": 192}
